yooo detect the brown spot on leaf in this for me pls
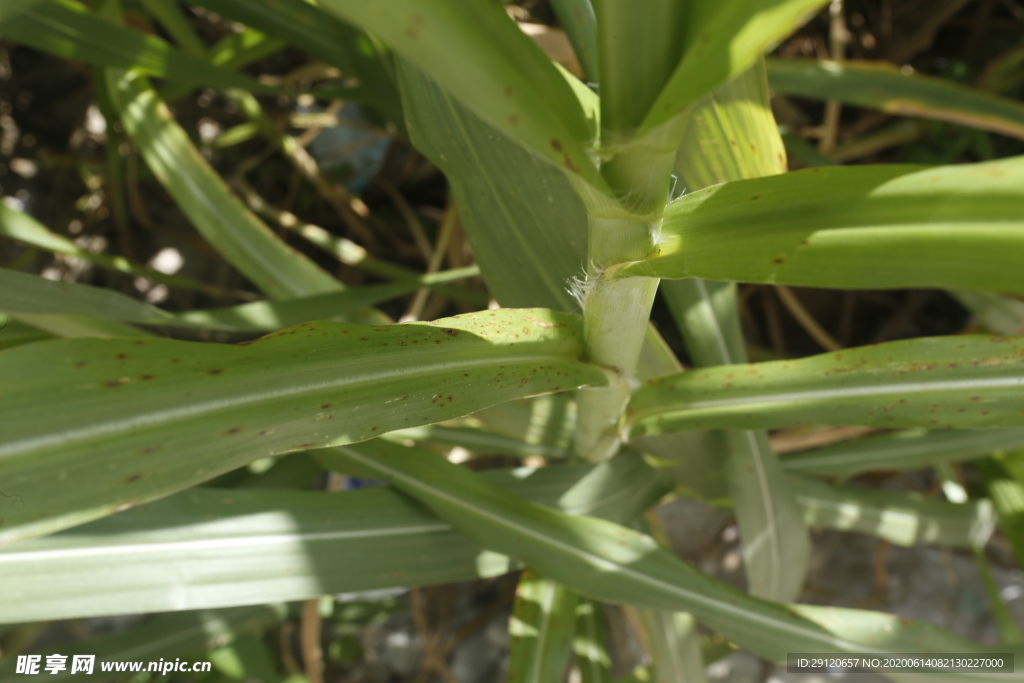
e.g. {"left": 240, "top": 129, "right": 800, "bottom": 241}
{"left": 206, "top": 368, "right": 225, "bottom": 375}
{"left": 224, "top": 426, "right": 242, "bottom": 435}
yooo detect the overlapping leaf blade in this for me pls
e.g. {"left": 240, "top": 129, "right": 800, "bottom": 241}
{"left": 333, "top": 439, "right": 1015, "bottom": 682}
{"left": 0, "top": 309, "right": 608, "bottom": 545}
{"left": 0, "top": 461, "right": 652, "bottom": 623}
{"left": 0, "top": 268, "right": 172, "bottom": 324}
{"left": 508, "top": 570, "right": 578, "bottom": 683}
{"left": 792, "top": 475, "right": 996, "bottom": 548}
{"left": 629, "top": 335, "right": 1024, "bottom": 436}
{"left": 106, "top": 69, "right": 343, "bottom": 301}
{"left": 781, "top": 428, "right": 1024, "bottom": 479}
{"left": 638, "top": 0, "right": 827, "bottom": 145}
{"left": 2, "top": 0, "right": 269, "bottom": 91}
{"left": 767, "top": 58, "right": 1024, "bottom": 140}
{"left": 664, "top": 61, "right": 808, "bottom": 603}
{"left": 620, "top": 156, "right": 1024, "bottom": 296}
{"left": 317, "top": 0, "right": 600, "bottom": 184}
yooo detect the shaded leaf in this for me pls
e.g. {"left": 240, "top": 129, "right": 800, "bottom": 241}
{"left": 2, "top": 0, "right": 269, "bottom": 91}
{"left": 0, "top": 461, "right": 653, "bottom": 623}
{"left": 781, "top": 428, "right": 1024, "bottom": 479}
{"left": 508, "top": 570, "right": 578, "bottom": 683}
{"left": 792, "top": 475, "right": 996, "bottom": 548}
{"left": 767, "top": 58, "right": 1024, "bottom": 140}
{"left": 107, "top": 69, "right": 343, "bottom": 300}
{"left": 332, "top": 439, "right": 1011, "bottom": 682}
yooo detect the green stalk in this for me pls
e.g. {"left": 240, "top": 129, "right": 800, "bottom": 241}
{"left": 573, "top": 149, "right": 674, "bottom": 461}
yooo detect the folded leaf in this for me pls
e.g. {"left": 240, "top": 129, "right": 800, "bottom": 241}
{"left": 629, "top": 335, "right": 1024, "bottom": 435}
{"left": 0, "top": 308, "right": 609, "bottom": 545}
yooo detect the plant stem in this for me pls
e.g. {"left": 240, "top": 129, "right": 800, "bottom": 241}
{"left": 573, "top": 147, "right": 674, "bottom": 461}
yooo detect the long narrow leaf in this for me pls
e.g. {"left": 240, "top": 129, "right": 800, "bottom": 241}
{"left": 0, "top": 268, "right": 172, "bottom": 324}
{"left": 629, "top": 335, "right": 1024, "bottom": 436}
{"left": 767, "top": 58, "right": 1024, "bottom": 140}
{"left": 316, "top": 0, "right": 601, "bottom": 184}
{"left": 508, "top": 570, "right": 578, "bottom": 683}
{"left": 0, "top": 308, "right": 610, "bottom": 545}
{"left": 792, "top": 475, "right": 996, "bottom": 548}
{"left": 619, "top": 156, "right": 1024, "bottom": 296}
{"left": 666, "top": 61, "right": 807, "bottom": 603}
{"left": 333, "top": 439, "right": 1014, "bottom": 682}
{"left": 172, "top": 267, "right": 479, "bottom": 332}
{"left": 106, "top": 69, "right": 344, "bottom": 300}
{"left": 0, "top": 606, "right": 284, "bottom": 681}
{"left": 781, "top": 428, "right": 1024, "bottom": 479}
{"left": 637, "top": 0, "right": 826, "bottom": 146}
{"left": 188, "top": 0, "right": 404, "bottom": 126}
{"left": 0, "top": 461, "right": 652, "bottom": 623}
{"left": 639, "top": 610, "right": 707, "bottom": 683}
{"left": 398, "top": 62, "right": 585, "bottom": 311}
{"left": 0, "top": 0, "right": 46, "bottom": 25}
{"left": 1, "top": 0, "right": 269, "bottom": 92}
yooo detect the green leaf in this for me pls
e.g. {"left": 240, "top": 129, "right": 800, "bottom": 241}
{"left": 638, "top": 610, "right": 707, "bottom": 683}
{"left": 549, "top": 0, "right": 598, "bottom": 82}
{"left": 0, "top": 0, "right": 45, "bottom": 25}
{"left": 982, "top": 454, "right": 1024, "bottom": 572}
{"left": 781, "top": 428, "right": 1024, "bottom": 479}
{"left": 673, "top": 60, "right": 787, "bottom": 190}
{"left": 171, "top": 266, "right": 480, "bottom": 332}
{"left": 1, "top": 0, "right": 270, "bottom": 92}
{"left": 792, "top": 475, "right": 996, "bottom": 548}
{"left": 638, "top": 0, "right": 827, "bottom": 145}
{"left": 767, "top": 58, "right": 1024, "bottom": 140}
{"left": 724, "top": 430, "right": 809, "bottom": 601}
{"left": 594, "top": 0, "right": 684, "bottom": 136}
{"left": 0, "top": 200, "right": 230, "bottom": 298}
{"left": 573, "top": 599, "right": 611, "bottom": 683}
{"left": 0, "top": 308, "right": 610, "bottom": 545}
{"left": 188, "top": 0, "right": 404, "bottom": 126}
{"left": 332, "top": 439, "right": 1010, "bottom": 681}
{"left": 667, "top": 63, "right": 807, "bottom": 603}
{"left": 0, "top": 267, "right": 173, "bottom": 324}
{"left": 508, "top": 570, "right": 578, "bottom": 683}
{"left": 317, "top": 0, "right": 601, "bottom": 184}
{"left": 0, "top": 606, "right": 284, "bottom": 681}
{"left": 398, "top": 61, "right": 585, "bottom": 311}
{"left": 106, "top": 69, "right": 343, "bottom": 300}
{"left": 0, "top": 462, "right": 639, "bottom": 623}
{"left": 629, "top": 335, "right": 1024, "bottom": 436}
{"left": 618, "top": 156, "right": 1024, "bottom": 296}
{"left": 952, "top": 290, "right": 1024, "bottom": 335}
{"left": 7, "top": 313, "right": 149, "bottom": 339}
